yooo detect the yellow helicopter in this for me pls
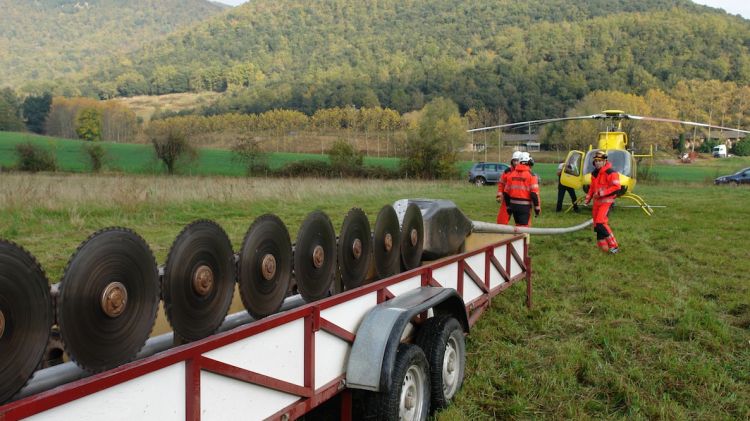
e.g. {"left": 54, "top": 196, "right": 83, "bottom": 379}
{"left": 469, "top": 110, "right": 750, "bottom": 216}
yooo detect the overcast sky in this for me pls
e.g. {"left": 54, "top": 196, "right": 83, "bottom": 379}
{"left": 214, "top": 0, "right": 749, "bottom": 19}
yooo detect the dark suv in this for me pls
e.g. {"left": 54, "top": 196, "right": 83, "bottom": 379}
{"left": 468, "top": 162, "right": 510, "bottom": 186}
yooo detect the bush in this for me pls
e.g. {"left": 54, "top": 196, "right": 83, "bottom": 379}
{"left": 275, "top": 160, "right": 332, "bottom": 178}
{"left": 232, "top": 135, "right": 269, "bottom": 176}
{"left": 15, "top": 142, "right": 57, "bottom": 172}
{"left": 328, "top": 139, "right": 363, "bottom": 175}
{"left": 698, "top": 138, "right": 719, "bottom": 153}
{"left": 732, "top": 140, "right": 750, "bottom": 156}
{"left": 82, "top": 143, "right": 106, "bottom": 172}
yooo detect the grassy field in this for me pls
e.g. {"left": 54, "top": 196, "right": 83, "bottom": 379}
{"left": 0, "top": 171, "right": 747, "bottom": 419}
{"left": 3, "top": 131, "right": 749, "bottom": 184}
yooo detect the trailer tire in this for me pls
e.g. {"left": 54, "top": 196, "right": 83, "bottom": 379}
{"left": 355, "top": 343, "right": 430, "bottom": 421}
{"left": 416, "top": 315, "right": 465, "bottom": 411}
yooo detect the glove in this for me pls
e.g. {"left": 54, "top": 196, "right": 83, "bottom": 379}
{"left": 534, "top": 206, "right": 541, "bottom": 217}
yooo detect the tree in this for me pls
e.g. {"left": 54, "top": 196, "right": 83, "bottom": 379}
{"left": 558, "top": 90, "right": 648, "bottom": 151}
{"left": 400, "top": 97, "right": 466, "bottom": 179}
{"left": 0, "top": 88, "right": 24, "bottom": 132}
{"left": 76, "top": 108, "right": 103, "bottom": 142}
{"left": 22, "top": 92, "right": 52, "bottom": 134}
{"left": 149, "top": 127, "right": 197, "bottom": 175}
{"left": 732, "top": 140, "right": 750, "bottom": 156}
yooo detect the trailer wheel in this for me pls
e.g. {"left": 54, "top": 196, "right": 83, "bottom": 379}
{"left": 416, "top": 315, "right": 465, "bottom": 411}
{"left": 356, "top": 343, "right": 430, "bottom": 420}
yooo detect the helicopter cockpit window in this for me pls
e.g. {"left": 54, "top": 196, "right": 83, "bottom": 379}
{"left": 565, "top": 154, "right": 581, "bottom": 176}
{"left": 583, "top": 150, "right": 632, "bottom": 177}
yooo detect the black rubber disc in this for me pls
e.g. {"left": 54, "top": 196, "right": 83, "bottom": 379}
{"left": 337, "top": 208, "right": 372, "bottom": 291}
{"left": 400, "top": 203, "right": 425, "bottom": 270}
{"left": 373, "top": 205, "right": 401, "bottom": 279}
{"left": 0, "top": 240, "right": 52, "bottom": 403}
{"left": 58, "top": 228, "right": 159, "bottom": 373}
{"left": 294, "top": 211, "right": 336, "bottom": 303}
{"left": 163, "top": 220, "right": 236, "bottom": 342}
{"left": 238, "top": 214, "right": 292, "bottom": 319}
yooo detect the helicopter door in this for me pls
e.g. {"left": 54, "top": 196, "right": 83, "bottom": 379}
{"left": 559, "top": 150, "right": 585, "bottom": 190}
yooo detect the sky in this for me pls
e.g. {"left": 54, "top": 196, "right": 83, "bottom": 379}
{"left": 214, "top": 0, "right": 749, "bottom": 19}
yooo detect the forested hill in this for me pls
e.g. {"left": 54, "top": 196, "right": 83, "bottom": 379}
{"left": 80, "top": 1, "right": 750, "bottom": 120}
{"left": 0, "top": 0, "right": 227, "bottom": 89}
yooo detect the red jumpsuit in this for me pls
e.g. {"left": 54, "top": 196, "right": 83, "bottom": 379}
{"left": 586, "top": 162, "right": 621, "bottom": 252}
{"left": 496, "top": 167, "right": 513, "bottom": 224}
{"left": 503, "top": 164, "right": 540, "bottom": 227}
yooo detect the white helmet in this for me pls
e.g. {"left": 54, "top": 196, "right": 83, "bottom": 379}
{"left": 511, "top": 151, "right": 523, "bottom": 161}
{"left": 520, "top": 152, "right": 531, "bottom": 164}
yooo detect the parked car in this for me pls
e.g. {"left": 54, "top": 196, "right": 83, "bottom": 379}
{"left": 714, "top": 167, "right": 750, "bottom": 185}
{"left": 468, "top": 162, "right": 510, "bottom": 186}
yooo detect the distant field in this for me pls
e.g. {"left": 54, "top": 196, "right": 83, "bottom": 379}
{"left": 0, "top": 173, "right": 747, "bottom": 419}
{"left": 2, "top": 131, "right": 749, "bottom": 183}
{"left": 109, "top": 92, "right": 222, "bottom": 123}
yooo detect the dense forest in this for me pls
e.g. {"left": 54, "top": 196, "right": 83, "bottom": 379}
{"left": 72, "top": 0, "right": 750, "bottom": 122}
{"left": 0, "top": 0, "right": 226, "bottom": 90}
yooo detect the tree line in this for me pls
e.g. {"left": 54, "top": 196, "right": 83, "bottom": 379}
{"left": 72, "top": 0, "right": 750, "bottom": 125}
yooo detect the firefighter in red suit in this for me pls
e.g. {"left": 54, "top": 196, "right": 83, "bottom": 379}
{"left": 496, "top": 151, "right": 522, "bottom": 224}
{"left": 503, "top": 152, "right": 541, "bottom": 227}
{"left": 584, "top": 151, "right": 621, "bottom": 254}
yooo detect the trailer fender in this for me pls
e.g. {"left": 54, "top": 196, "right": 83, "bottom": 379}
{"left": 346, "top": 287, "right": 468, "bottom": 392}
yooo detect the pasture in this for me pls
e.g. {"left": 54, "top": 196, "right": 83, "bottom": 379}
{"left": 0, "top": 171, "right": 747, "bottom": 419}
{"left": 3, "top": 131, "right": 749, "bottom": 184}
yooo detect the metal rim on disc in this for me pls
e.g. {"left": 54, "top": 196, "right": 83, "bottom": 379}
{"left": 58, "top": 228, "right": 159, "bottom": 373}
{"left": 238, "top": 214, "right": 292, "bottom": 319}
{"left": 294, "top": 211, "right": 336, "bottom": 303}
{"left": 400, "top": 203, "right": 424, "bottom": 271}
{"left": 100, "top": 281, "right": 128, "bottom": 318}
{"left": 374, "top": 205, "right": 401, "bottom": 279}
{"left": 337, "top": 208, "right": 372, "bottom": 291}
{"left": 0, "top": 240, "right": 52, "bottom": 403}
{"left": 163, "top": 220, "right": 235, "bottom": 342}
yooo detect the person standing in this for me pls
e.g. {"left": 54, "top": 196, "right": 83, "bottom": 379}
{"left": 496, "top": 151, "right": 521, "bottom": 224}
{"left": 556, "top": 162, "right": 579, "bottom": 212}
{"left": 584, "top": 151, "right": 621, "bottom": 254}
{"left": 503, "top": 152, "right": 541, "bottom": 227}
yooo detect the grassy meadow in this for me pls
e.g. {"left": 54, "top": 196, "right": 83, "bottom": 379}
{"left": 0, "top": 169, "right": 748, "bottom": 419}
{"left": 3, "top": 131, "right": 749, "bottom": 185}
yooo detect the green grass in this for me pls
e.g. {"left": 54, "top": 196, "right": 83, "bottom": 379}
{"left": 0, "top": 172, "right": 748, "bottom": 419}
{"left": 5, "top": 131, "right": 749, "bottom": 182}
{"left": 0, "top": 132, "right": 400, "bottom": 175}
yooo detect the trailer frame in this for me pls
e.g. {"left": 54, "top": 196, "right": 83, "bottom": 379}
{"left": 1, "top": 234, "right": 530, "bottom": 421}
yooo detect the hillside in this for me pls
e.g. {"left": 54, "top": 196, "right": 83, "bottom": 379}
{"left": 80, "top": 0, "right": 750, "bottom": 121}
{"left": 0, "top": 0, "right": 227, "bottom": 90}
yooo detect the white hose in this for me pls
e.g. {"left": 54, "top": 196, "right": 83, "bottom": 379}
{"left": 471, "top": 219, "right": 593, "bottom": 235}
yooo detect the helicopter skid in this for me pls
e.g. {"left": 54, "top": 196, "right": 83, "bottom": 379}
{"left": 570, "top": 194, "right": 653, "bottom": 216}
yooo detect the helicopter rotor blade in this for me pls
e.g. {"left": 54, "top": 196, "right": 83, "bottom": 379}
{"left": 625, "top": 115, "right": 750, "bottom": 133}
{"left": 467, "top": 114, "right": 601, "bottom": 133}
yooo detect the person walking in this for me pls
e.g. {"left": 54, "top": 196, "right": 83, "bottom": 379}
{"left": 503, "top": 152, "right": 541, "bottom": 227}
{"left": 556, "top": 162, "right": 579, "bottom": 212}
{"left": 584, "top": 151, "right": 621, "bottom": 254}
{"left": 496, "top": 151, "right": 521, "bottom": 224}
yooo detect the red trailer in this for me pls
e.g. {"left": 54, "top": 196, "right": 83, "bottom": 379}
{"left": 1, "top": 233, "right": 530, "bottom": 421}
